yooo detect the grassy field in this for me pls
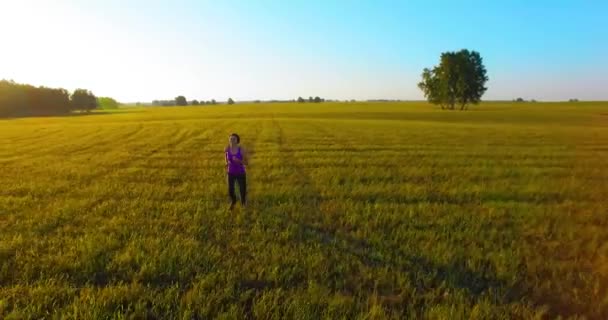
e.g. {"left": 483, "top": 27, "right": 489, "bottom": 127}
{"left": 1, "top": 101, "right": 607, "bottom": 319}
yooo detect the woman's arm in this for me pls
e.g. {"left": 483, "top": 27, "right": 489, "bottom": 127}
{"left": 241, "top": 147, "right": 249, "bottom": 165}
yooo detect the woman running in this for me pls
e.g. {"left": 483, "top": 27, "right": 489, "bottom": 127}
{"left": 225, "top": 133, "right": 248, "bottom": 209}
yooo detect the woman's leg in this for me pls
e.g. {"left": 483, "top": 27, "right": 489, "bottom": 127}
{"left": 227, "top": 174, "right": 237, "bottom": 207}
{"left": 237, "top": 174, "right": 247, "bottom": 205}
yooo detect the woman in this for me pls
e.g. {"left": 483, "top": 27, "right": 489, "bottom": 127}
{"left": 225, "top": 133, "right": 248, "bottom": 210}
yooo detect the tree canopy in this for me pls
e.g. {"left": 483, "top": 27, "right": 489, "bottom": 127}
{"left": 71, "top": 89, "right": 98, "bottom": 112}
{"left": 175, "top": 96, "right": 188, "bottom": 106}
{"left": 418, "top": 49, "right": 488, "bottom": 110}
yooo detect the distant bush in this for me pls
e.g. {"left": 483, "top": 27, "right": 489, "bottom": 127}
{"left": 97, "top": 97, "right": 120, "bottom": 109}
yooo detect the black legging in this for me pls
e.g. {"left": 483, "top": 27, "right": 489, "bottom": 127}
{"left": 228, "top": 173, "right": 247, "bottom": 205}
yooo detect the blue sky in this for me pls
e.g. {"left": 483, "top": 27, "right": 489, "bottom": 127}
{"left": 1, "top": 0, "right": 606, "bottom": 102}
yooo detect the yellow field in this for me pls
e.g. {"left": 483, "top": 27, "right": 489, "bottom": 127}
{"left": 1, "top": 102, "right": 607, "bottom": 318}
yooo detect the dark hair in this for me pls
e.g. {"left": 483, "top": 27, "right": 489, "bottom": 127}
{"left": 230, "top": 133, "right": 240, "bottom": 143}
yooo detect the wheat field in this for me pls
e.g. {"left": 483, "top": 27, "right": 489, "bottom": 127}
{"left": 1, "top": 102, "right": 607, "bottom": 319}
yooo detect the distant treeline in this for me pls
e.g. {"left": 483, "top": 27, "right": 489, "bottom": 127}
{"left": 152, "top": 97, "right": 219, "bottom": 106}
{"left": 513, "top": 97, "right": 538, "bottom": 103}
{"left": 297, "top": 96, "right": 325, "bottom": 103}
{"left": 149, "top": 96, "right": 330, "bottom": 106}
{"left": 0, "top": 79, "right": 117, "bottom": 117}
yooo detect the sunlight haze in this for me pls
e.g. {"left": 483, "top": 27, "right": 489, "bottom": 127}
{"left": 1, "top": 0, "right": 607, "bottom": 102}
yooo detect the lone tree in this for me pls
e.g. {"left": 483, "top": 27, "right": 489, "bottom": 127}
{"left": 418, "top": 49, "right": 488, "bottom": 110}
{"left": 71, "top": 89, "right": 97, "bottom": 112}
{"left": 297, "top": 96, "right": 305, "bottom": 103}
{"left": 175, "top": 96, "right": 188, "bottom": 106}
{"left": 227, "top": 98, "right": 235, "bottom": 105}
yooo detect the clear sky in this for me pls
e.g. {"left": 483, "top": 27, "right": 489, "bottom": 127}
{"left": 1, "top": 0, "right": 607, "bottom": 102}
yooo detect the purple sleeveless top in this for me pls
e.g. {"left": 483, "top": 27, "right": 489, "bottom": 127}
{"left": 226, "top": 147, "right": 246, "bottom": 175}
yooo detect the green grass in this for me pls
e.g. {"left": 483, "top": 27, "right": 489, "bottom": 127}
{"left": 1, "top": 101, "right": 607, "bottom": 319}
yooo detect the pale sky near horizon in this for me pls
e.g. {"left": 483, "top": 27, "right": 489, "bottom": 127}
{"left": 1, "top": 0, "right": 607, "bottom": 102}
